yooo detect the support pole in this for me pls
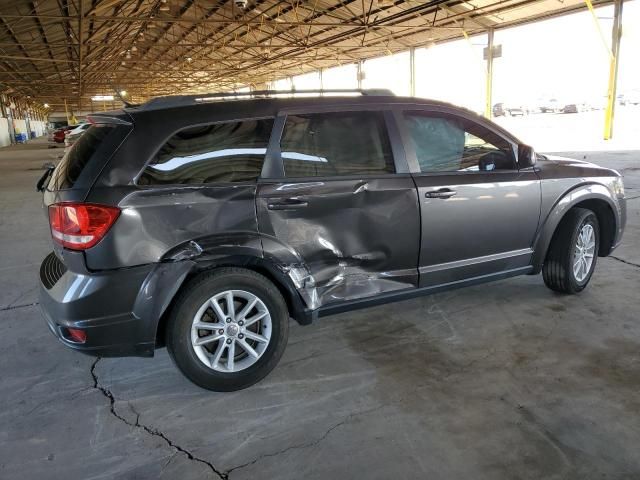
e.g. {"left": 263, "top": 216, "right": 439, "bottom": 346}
{"left": 409, "top": 47, "right": 416, "bottom": 96}
{"left": 64, "top": 98, "right": 70, "bottom": 124}
{"left": 485, "top": 28, "right": 494, "bottom": 119}
{"left": 604, "top": 0, "right": 623, "bottom": 140}
{"left": 78, "top": 0, "right": 83, "bottom": 112}
{"left": 357, "top": 60, "right": 363, "bottom": 89}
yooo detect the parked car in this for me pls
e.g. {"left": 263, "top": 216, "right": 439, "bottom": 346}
{"left": 620, "top": 90, "right": 640, "bottom": 106}
{"left": 64, "top": 123, "right": 91, "bottom": 148}
{"left": 539, "top": 98, "right": 561, "bottom": 113}
{"left": 563, "top": 102, "right": 589, "bottom": 113}
{"left": 38, "top": 91, "right": 627, "bottom": 391}
{"left": 492, "top": 102, "right": 527, "bottom": 116}
{"left": 48, "top": 125, "right": 74, "bottom": 144}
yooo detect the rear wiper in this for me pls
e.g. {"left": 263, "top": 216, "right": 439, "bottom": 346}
{"left": 36, "top": 163, "right": 56, "bottom": 192}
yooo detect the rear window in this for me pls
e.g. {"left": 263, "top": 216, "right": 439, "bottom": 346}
{"left": 138, "top": 118, "right": 274, "bottom": 186}
{"left": 48, "top": 124, "right": 117, "bottom": 190}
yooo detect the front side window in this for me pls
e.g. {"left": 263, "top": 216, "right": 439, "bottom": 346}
{"left": 138, "top": 118, "right": 274, "bottom": 185}
{"left": 280, "top": 111, "right": 394, "bottom": 177}
{"left": 404, "top": 112, "right": 516, "bottom": 173}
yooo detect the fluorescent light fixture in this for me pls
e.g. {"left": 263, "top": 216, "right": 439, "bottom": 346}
{"left": 91, "top": 95, "right": 114, "bottom": 101}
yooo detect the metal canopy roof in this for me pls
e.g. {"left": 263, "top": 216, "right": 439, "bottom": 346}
{"left": 0, "top": 0, "right": 612, "bottom": 109}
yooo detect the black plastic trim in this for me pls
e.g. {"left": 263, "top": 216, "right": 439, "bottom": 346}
{"left": 313, "top": 266, "right": 532, "bottom": 319}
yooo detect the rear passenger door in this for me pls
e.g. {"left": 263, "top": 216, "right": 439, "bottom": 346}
{"left": 397, "top": 109, "right": 541, "bottom": 287}
{"left": 256, "top": 108, "right": 421, "bottom": 310}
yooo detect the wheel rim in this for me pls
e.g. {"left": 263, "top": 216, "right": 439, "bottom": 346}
{"left": 190, "top": 290, "right": 272, "bottom": 373}
{"left": 573, "top": 223, "right": 596, "bottom": 282}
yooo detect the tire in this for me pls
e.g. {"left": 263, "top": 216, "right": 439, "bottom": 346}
{"left": 543, "top": 208, "right": 599, "bottom": 294}
{"left": 166, "top": 267, "right": 289, "bottom": 391}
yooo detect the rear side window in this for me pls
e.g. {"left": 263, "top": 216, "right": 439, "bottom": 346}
{"left": 280, "top": 111, "right": 394, "bottom": 177}
{"left": 48, "top": 124, "right": 116, "bottom": 190}
{"left": 138, "top": 119, "right": 274, "bottom": 185}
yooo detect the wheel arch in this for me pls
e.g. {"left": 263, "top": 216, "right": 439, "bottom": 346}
{"left": 149, "top": 241, "right": 312, "bottom": 350}
{"left": 531, "top": 183, "right": 619, "bottom": 273}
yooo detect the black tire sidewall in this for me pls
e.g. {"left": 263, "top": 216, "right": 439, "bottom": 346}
{"left": 567, "top": 212, "right": 599, "bottom": 291}
{"left": 167, "top": 270, "right": 289, "bottom": 391}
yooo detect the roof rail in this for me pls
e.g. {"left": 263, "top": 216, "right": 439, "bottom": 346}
{"left": 136, "top": 88, "right": 395, "bottom": 110}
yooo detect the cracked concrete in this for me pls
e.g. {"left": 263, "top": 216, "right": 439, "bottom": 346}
{"left": 610, "top": 255, "right": 640, "bottom": 269}
{"left": 1, "top": 139, "right": 639, "bottom": 480}
{"left": 90, "top": 358, "right": 226, "bottom": 479}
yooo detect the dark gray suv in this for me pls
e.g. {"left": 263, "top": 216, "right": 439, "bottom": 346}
{"left": 38, "top": 90, "right": 627, "bottom": 391}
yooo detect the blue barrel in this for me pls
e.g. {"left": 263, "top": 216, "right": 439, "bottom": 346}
{"left": 14, "top": 133, "right": 27, "bottom": 143}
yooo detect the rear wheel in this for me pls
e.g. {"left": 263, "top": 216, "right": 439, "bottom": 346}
{"left": 166, "top": 268, "right": 289, "bottom": 391}
{"left": 543, "top": 207, "right": 599, "bottom": 294}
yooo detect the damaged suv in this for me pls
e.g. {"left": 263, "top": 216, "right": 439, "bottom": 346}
{"left": 39, "top": 90, "right": 626, "bottom": 391}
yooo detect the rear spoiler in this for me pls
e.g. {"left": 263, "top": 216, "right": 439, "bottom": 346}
{"left": 87, "top": 115, "right": 132, "bottom": 126}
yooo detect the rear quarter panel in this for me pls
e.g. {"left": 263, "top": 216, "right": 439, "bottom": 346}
{"left": 85, "top": 185, "right": 260, "bottom": 270}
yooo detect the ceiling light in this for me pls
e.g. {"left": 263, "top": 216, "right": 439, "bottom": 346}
{"left": 126, "top": 51, "right": 132, "bottom": 59}
{"left": 159, "top": 0, "right": 170, "bottom": 11}
{"left": 43, "top": 103, "right": 49, "bottom": 108}
{"left": 119, "top": 90, "right": 127, "bottom": 97}
{"left": 186, "top": 57, "right": 193, "bottom": 62}
{"left": 131, "top": 45, "right": 138, "bottom": 52}
{"left": 92, "top": 95, "right": 114, "bottom": 101}
{"left": 121, "top": 61, "right": 126, "bottom": 66}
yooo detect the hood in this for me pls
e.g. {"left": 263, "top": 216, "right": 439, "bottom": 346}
{"left": 536, "top": 154, "right": 620, "bottom": 179}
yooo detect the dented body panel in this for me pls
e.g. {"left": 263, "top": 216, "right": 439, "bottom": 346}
{"left": 256, "top": 175, "right": 421, "bottom": 309}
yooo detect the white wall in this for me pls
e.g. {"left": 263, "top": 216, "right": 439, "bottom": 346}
{"left": 31, "top": 121, "right": 46, "bottom": 137}
{"left": 0, "top": 118, "right": 11, "bottom": 147}
{"left": 13, "top": 119, "right": 27, "bottom": 135}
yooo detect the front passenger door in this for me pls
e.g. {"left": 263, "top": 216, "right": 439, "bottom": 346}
{"left": 256, "top": 109, "right": 421, "bottom": 310}
{"left": 399, "top": 109, "right": 541, "bottom": 287}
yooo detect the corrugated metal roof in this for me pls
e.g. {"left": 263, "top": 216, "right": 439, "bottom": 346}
{"left": 0, "top": 0, "right": 612, "bottom": 109}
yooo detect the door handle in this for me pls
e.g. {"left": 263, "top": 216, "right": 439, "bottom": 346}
{"left": 267, "top": 198, "right": 309, "bottom": 210}
{"left": 425, "top": 188, "right": 457, "bottom": 199}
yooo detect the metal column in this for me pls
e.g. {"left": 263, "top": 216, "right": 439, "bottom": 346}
{"left": 604, "top": 0, "right": 623, "bottom": 140}
{"left": 485, "top": 28, "right": 494, "bottom": 119}
{"left": 409, "top": 47, "right": 416, "bottom": 96}
{"left": 357, "top": 61, "right": 363, "bottom": 89}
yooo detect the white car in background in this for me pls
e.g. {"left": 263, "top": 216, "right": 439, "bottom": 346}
{"left": 64, "top": 123, "right": 91, "bottom": 148}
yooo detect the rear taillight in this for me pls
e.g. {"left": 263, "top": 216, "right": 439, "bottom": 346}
{"left": 48, "top": 203, "right": 120, "bottom": 250}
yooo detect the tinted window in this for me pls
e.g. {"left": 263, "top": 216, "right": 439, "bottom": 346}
{"left": 404, "top": 112, "right": 516, "bottom": 173}
{"left": 139, "top": 119, "right": 274, "bottom": 185}
{"left": 281, "top": 111, "right": 394, "bottom": 177}
{"left": 49, "top": 124, "right": 116, "bottom": 190}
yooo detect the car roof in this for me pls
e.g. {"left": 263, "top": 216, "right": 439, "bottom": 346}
{"left": 87, "top": 90, "right": 522, "bottom": 145}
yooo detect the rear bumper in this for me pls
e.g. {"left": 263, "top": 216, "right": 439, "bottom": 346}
{"left": 39, "top": 252, "right": 156, "bottom": 357}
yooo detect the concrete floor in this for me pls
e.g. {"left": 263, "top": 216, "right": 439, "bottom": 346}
{"left": 0, "top": 135, "right": 638, "bottom": 480}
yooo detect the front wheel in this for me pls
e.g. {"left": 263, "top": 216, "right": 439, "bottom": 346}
{"left": 166, "top": 268, "right": 289, "bottom": 391}
{"left": 543, "top": 208, "right": 599, "bottom": 294}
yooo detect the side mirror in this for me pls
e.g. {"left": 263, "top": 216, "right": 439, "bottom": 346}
{"left": 517, "top": 144, "right": 536, "bottom": 168}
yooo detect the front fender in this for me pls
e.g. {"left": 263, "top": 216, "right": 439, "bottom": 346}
{"left": 531, "top": 182, "right": 623, "bottom": 273}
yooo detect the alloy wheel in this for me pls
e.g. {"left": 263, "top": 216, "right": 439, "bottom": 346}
{"left": 573, "top": 223, "right": 596, "bottom": 282}
{"left": 190, "top": 290, "right": 272, "bottom": 373}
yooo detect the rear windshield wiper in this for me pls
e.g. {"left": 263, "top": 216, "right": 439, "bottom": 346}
{"left": 36, "top": 163, "right": 56, "bottom": 192}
